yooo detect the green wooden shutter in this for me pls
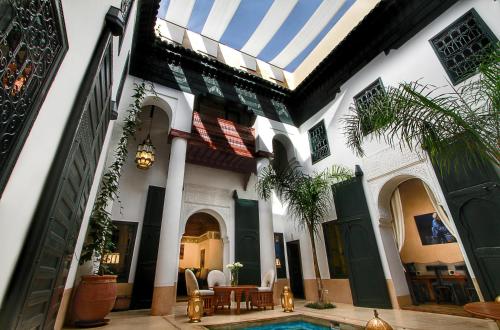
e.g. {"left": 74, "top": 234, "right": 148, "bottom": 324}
{"left": 234, "top": 198, "right": 261, "bottom": 285}
{"left": 433, "top": 155, "right": 500, "bottom": 300}
{"left": 333, "top": 174, "right": 392, "bottom": 308}
{"left": 0, "top": 33, "right": 113, "bottom": 329}
{"left": 130, "top": 186, "right": 165, "bottom": 309}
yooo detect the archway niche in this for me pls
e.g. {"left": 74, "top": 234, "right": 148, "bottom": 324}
{"left": 176, "top": 210, "right": 227, "bottom": 299}
{"left": 377, "top": 175, "right": 473, "bottom": 310}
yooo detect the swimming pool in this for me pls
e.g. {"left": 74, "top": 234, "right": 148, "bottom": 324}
{"left": 241, "top": 320, "right": 328, "bottom": 329}
{"left": 206, "top": 316, "right": 362, "bottom": 330}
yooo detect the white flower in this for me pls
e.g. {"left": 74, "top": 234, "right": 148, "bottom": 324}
{"left": 234, "top": 262, "right": 243, "bottom": 268}
{"left": 226, "top": 263, "right": 234, "bottom": 269}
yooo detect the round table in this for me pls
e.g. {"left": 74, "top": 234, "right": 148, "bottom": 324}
{"left": 212, "top": 285, "right": 257, "bottom": 314}
{"left": 464, "top": 302, "right": 500, "bottom": 329}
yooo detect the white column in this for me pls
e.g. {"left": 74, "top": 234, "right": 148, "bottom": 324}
{"left": 151, "top": 136, "right": 187, "bottom": 315}
{"left": 257, "top": 157, "right": 276, "bottom": 280}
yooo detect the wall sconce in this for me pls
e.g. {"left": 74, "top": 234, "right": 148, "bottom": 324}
{"left": 135, "top": 106, "right": 156, "bottom": 169}
{"left": 275, "top": 258, "right": 282, "bottom": 268}
{"left": 102, "top": 252, "right": 120, "bottom": 264}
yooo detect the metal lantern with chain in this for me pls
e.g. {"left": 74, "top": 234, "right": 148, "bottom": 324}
{"left": 135, "top": 106, "right": 156, "bottom": 170}
{"left": 281, "top": 286, "right": 294, "bottom": 312}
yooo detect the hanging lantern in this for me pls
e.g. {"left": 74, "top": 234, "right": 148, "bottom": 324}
{"left": 135, "top": 106, "right": 156, "bottom": 170}
{"left": 135, "top": 135, "right": 155, "bottom": 169}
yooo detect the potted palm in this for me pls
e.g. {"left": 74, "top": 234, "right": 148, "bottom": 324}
{"left": 72, "top": 83, "right": 152, "bottom": 326}
{"left": 256, "top": 163, "right": 352, "bottom": 307}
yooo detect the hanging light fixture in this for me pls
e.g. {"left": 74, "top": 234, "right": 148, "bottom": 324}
{"left": 135, "top": 106, "right": 156, "bottom": 170}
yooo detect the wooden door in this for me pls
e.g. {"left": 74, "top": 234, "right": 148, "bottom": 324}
{"left": 0, "top": 33, "right": 113, "bottom": 329}
{"left": 286, "top": 240, "right": 305, "bottom": 299}
{"left": 130, "top": 186, "right": 165, "bottom": 309}
{"left": 234, "top": 198, "right": 261, "bottom": 285}
{"left": 434, "top": 156, "right": 500, "bottom": 300}
{"left": 333, "top": 176, "right": 392, "bottom": 308}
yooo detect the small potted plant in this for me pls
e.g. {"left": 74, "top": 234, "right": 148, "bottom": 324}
{"left": 226, "top": 262, "right": 243, "bottom": 286}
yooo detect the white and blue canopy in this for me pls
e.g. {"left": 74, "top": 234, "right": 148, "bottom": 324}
{"left": 157, "top": 0, "right": 358, "bottom": 72}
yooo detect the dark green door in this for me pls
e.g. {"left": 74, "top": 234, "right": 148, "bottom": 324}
{"left": 0, "top": 33, "right": 113, "bottom": 329}
{"left": 286, "top": 240, "right": 305, "bottom": 299}
{"left": 333, "top": 175, "right": 392, "bottom": 308}
{"left": 434, "top": 157, "right": 500, "bottom": 301}
{"left": 130, "top": 186, "right": 165, "bottom": 309}
{"left": 234, "top": 198, "right": 260, "bottom": 285}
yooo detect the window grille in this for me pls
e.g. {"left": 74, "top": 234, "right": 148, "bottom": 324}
{"left": 308, "top": 120, "right": 330, "bottom": 164}
{"left": 353, "top": 78, "right": 385, "bottom": 134}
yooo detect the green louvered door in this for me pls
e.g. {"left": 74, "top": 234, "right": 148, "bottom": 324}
{"left": 333, "top": 176, "right": 392, "bottom": 308}
{"left": 234, "top": 198, "right": 261, "bottom": 285}
{"left": 434, "top": 156, "right": 500, "bottom": 301}
{"left": 0, "top": 33, "right": 113, "bottom": 329}
{"left": 130, "top": 186, "right": 165, "bottom": 309}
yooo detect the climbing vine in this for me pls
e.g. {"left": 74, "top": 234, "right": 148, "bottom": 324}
{"left": 80, "top": 82, "right": 156, "bottom": 274}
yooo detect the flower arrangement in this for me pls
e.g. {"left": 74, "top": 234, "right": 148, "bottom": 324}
{"left": 226, "top": 262, "right": 243, "bottom": 286}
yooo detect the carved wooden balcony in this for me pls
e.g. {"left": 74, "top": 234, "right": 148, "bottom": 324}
{"left": 186, "top": 112, "right": 256, "bottom": 174}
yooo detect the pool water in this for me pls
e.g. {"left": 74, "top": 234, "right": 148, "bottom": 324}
{"left": 241, "top": 321, "right": 331, "bottom": 330}
{"left": 206, "top": 316, "right": 361, "bottom": 330}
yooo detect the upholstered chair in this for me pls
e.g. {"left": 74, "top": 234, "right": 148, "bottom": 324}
{"left": 250, "top": 269, "right": 275, "bottom": 309}
{"left": 185, "top": 269, "right": 215, "bottom": 315}
{"left": 207, "top": 270, "right": 231, "bottom": 310}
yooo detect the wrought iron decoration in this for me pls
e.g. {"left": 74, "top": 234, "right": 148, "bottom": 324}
{"left": 0, "top": 0, "right": 67, "bottom": 195}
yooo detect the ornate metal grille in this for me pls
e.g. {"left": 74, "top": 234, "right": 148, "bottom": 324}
{"left": 121, "top": 0, "right": 134, "bottom": 22}
{"left": 308, "top": 120, "right": 330, "bottom": 164}
{"left": 0, "top": 0, "right": 67, "bottom": 195}
{"left": 353, "top": 78, "right": 385, "bottom": 134}
{"left": 430, "top": 9, "right": 498, "bottom": 84}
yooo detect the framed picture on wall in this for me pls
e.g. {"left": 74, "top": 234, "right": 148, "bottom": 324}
{"left": 414, "top": 213, "right": 456, "bottom": 245}
{"left": 179, "top": 244, "right": 184, "bottom": 259}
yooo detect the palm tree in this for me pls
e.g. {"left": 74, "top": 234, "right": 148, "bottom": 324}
{"left": 256, "top": 163, "right": 352, "bottom": 303}
{"left": 343, "top": 45, "right": 499, "bottom": 170}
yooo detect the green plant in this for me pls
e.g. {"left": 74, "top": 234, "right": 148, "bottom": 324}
{"left": 80, "top": 82, "right": 155, "bottom": 274}
{"left": 256, "top": 163, "right": 352, "bottom": 303}
{"left": 343, "top": 44, "right": 499, "bottom": 170}
{"left": 304, "top": 302, "right": 336, "bottom": 309}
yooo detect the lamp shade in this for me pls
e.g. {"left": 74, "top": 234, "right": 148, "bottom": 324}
{"left": 135, "top": 135, "right": 155, "bottom": 169}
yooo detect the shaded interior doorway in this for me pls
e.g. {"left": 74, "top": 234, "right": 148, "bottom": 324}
{"left": 177, "top": 212, "right": 223, "bottom": 300}
{"left": 390, "top": 179, "right": 478, "bottom": 315}
{"left": 286, "top": 240, "right": 305, "bottom": 299}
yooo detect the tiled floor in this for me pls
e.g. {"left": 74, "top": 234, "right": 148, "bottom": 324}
{"left": 64, "top": 300, "right": 498, "bottom": 330}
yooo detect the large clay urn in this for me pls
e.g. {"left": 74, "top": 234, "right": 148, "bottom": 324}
{"left": 72, "top": 275, "right": 117, "bottom": 327}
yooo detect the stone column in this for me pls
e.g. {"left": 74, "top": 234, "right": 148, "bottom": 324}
{"left": 151, "top": 135, "right": 188, "bottom": 315}
{"left": 256, "top": 157, "right": 276, "bottom": 281}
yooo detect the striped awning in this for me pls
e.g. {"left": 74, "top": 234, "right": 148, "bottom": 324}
{"left": 157, "top": 0, "right": 359, "bottom": 72}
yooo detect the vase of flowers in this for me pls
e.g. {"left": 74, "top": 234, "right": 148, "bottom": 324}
{"left": 226, "top": 262, "right": 243, "bottom": 286}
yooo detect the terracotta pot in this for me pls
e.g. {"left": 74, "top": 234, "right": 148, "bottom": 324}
{"left": 72, "top": 275, "right": 117, "bottom": 327}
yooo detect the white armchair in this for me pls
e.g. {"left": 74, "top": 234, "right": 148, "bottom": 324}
{"left": 185, "top": 269, "right": 215, "bottom": 315}
{"left": 207, "top": 270, "right": 231, "bottom": 310}
{"left": 250, "top": 269, "right": 275, "bottom": 309}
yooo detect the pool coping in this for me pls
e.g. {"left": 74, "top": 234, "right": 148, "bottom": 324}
{"left": 200, "top": 312, "right": 365, "bottom": 329}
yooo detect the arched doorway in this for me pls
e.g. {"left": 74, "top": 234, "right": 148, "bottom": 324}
{"left": 176, "top": 212, "right": 223, "bottom": 300}
{"left": 382, "top": 178, "right": 478, "bottom": 315}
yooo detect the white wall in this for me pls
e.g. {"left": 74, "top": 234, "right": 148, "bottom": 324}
{"left": 289, "top": 0, "right": 499, "bottom": 296}
{"left": 0, "top": 0, "right": 123, "bottom": 306}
